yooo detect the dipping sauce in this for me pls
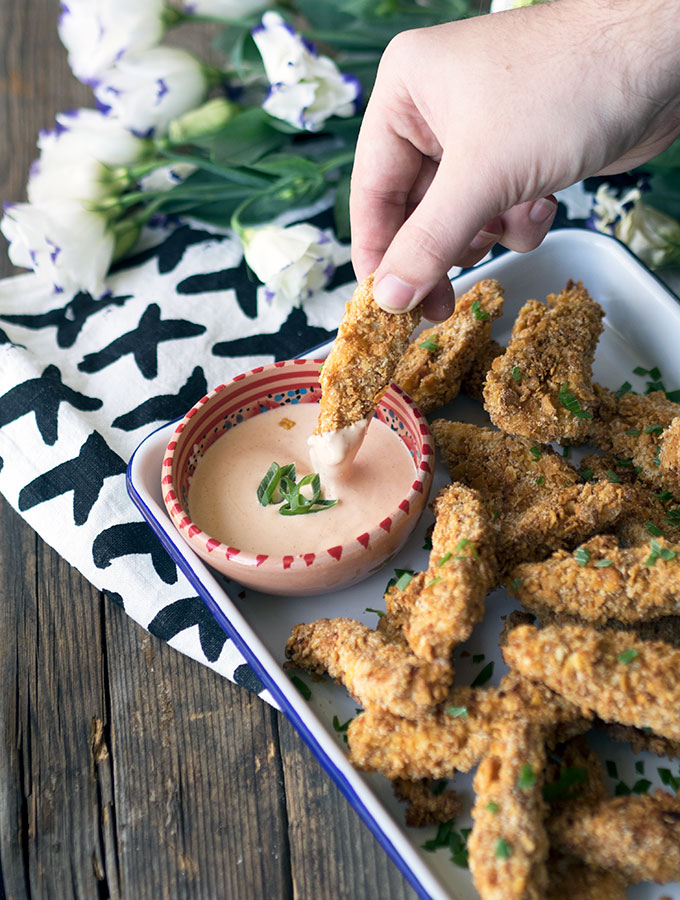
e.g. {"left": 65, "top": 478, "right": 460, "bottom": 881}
{"left": 187, "top": 403, "right": 415, "bottom": 556}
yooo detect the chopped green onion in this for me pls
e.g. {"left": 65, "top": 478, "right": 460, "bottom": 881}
{"left": 654, "top": 490, "right": 674, "bottom": 503}
{"left": 594, "top": 558, "right": 614, "bottom": 568}
{"left": 530, "top": 446, "right": 542, "bottom": 461}
{"left": 472, "top": 653, "right": 485, "bottom": 664}
{"left": 471, "top": 300, "right": 490, "bottom": 321}
{"left": 617, "top": 648, "right": 638, "bottom": 664}
{"left": 615, "top": 457, "right": 634, "bottom": 467}
{"left": 510, "top": 578, "right": 523, "bottom": 594}
{"left": 626, "top": 428, "right": 641, "bottom": 436}
{"left": 616, "top": 381, "right": 632, "bottom": 398}
{"left": 647, "top": 537, "right": 678, "bottom": 565}
{"left": 438, "top": 552, "right": 453, "bottom": 567}
{"left": 558, "top": 381, "right": 593, "bottom": 419}
{"left": 634, "top": 365, "right": 650, "bottom": 376}
{"left": 606, "top": 760, "right": 619, "bottom": 779}
{"left": 495, "top": 838, "right": 512, "bottom": 860}
{"left": 446, "top": 705, "right": 468, "bottom": 718}
{"left": 425, "top": 576, "right": 442, "bottom": 588}
{"left": 257, "top": 461, "right": 296, "bottom": 506}
{"left": 332, "top": 714, "right": 353, "bottom": 733}
{"left": 518, "top": 764, "right": 537, "bottom": 789}
{"left": 574, "top": 546, "right": 590, "bottom": 567}
{"left": 535, "top": 475, "right": 545, "bottom": 486}
{"left": 512, "top": 366, "right": 522, "bottom": 383}
{"left": 635, "top": 760, "right": 645, "bottom": 775}
{"left": 289, "top": 674, "right": 312, "bottom": 699}
{"left": 454, "top": 538, "right": 480, "bottom": 560}
{"left": 486, "top": 801, "right": 499, "bottom": 814}
{"left": 632, "top": 779, "right": 652, "bottom": 795}
{"left": 606, "top": 469, "right": 622, "bottom": 483}
{"left": 645, "top": 521, "right": 664, "bottom": 537}
{"left": 562, "top": 446, "right": 571, "bottom": 458}
{"left": 659, "top": 767, "right": 680, "bottom": 791}
{"left": 393, "top": 570, "right": 414, "bottom": 591}
{"left": 471, "top": 661, "right": 494, "bottom": 687}
{"left": 365, "top": 607, "right": 384, "bottom": 618}
{"left": 644, "top": 424, "right": 664, "bottom": 434}
{"left": 258, "top": 462, "right": 337, "bottom": 516}
{"left": 615, "top": 781, "right": 632, "bottom": 796}
{"left": 543, "top": 765, "right": 587, "bottom": 802}
{"left": 419, "top": 337, "right": 439, "bottom": 351}
{"left": 665, "top": 389, "right": 680, "bottom": 403}
{"left": 580, "top": 467, "right": 594, "bottom": 482}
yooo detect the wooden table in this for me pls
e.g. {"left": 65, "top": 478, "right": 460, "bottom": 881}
{"left": 0, "top": 4, "right": 418, "bottom": 898}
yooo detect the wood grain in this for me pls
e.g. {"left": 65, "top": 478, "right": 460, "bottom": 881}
{"left": 0, "top": 3, "right": 419, "bottom": 898}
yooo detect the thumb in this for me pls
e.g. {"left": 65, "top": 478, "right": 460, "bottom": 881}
{"left": 372, "top": 156, "right": 498, "bottom": 314}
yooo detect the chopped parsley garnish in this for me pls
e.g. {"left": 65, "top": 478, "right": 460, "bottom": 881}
{"left": 632, "top": 779, "right": 652, "bottom": 795}
{"left": 606, "top": 469, "right": 622, "bottom": 483}
{"left": 495, "top": 838, "right": 512, "bottom": 860}
{"left": 562, "top": 446, "right": 571, "bottom": 458}
{"left": 471, "top": 300, "right": 490, "bottom": 321}
{"left": 635, "top": 760, "right": 645, "bottom": 775}
{"left": 615, "top": 781, "right": 632, "bottom": 796}
{"left": 644, "top": 424, "right": 664, "bottom": 434}
{"left": 510, "top": 577, "right": 523, "bottom": 594}
{"left": 472, "top": 653, "right": 485, "bottom": 664}
{"left": 543, "top": 765, "right": 587, "bottom": 802}
{"left": 419, "top": 337, "right": 439, "bottom": 351}
{"left": 659, "top": 767, "right": 680, "bottom": 791}
{"left": 606, "top": 760, "right": 619, "bottom": 779}
{"left": 512, "top": 366, "right": 522, "bottom": 383}
{"left": 289, "top": 674, "right": 312, "bottom": 700}
{"left": 616, "top": 381, "right": 632, "bottom": 398}
{"left": 530, "top": 446, "right": 542, "bottom": 461}
{"left": 535, "top": 475, "right": 545, "bottom": 486}
{"left": 486, "top": 801, "right": 499, "bottom": 814}
{"left": 654, "top": 490, "right": 674, "bottom": 503}
{"left": 617, "top": 648, "right": 639, "bottom": 664}
{"left": 257, "top": 463, "right": 337, "bottom": 516}
{"left": 594, "top": 558, "right": 613, "bottom": 568}
{"left": 646, "top": 537, "right": 678, "bottom": 566}
{"left": 471, "top": 660, "right": 494, "bottom": 687}
{"left": 422, "top": 820, "right": 469, "bottom": 868}
{"left": 615, "top": 457, "right": 634, "bottom": 467}
{"left": 365, "top": 607, "right": 384, "bottom": 618}
{"left": 574, "top": 546, "right": 590, "bottom": 567}
{"left": 645, "top": 521, "right": 664, "bottom": 537}
{"left": 446, "top": 705, "right": 468, "bottom": 719}
{"left": 666, "top": 389, "right": 680, "bottom": 403}
{"left": 580, "top": 467, "right": 594, "bottom": 482}
{"left": 438, "top": 552, "right": 453, "bottom": 567}
{"left": 422, "top": 533, "right": 433, "bottom": 551}
{"left": 332, "top": 714, "right": 353, "bottom": 735}
{"left": 518, "top": 764, "right": 537, "bottom": 789}
{"left": 634, "top": 365, "right": 651, "bottom": 377}
{"left": 558, "top": 381, "right": 593, "bottom": 419}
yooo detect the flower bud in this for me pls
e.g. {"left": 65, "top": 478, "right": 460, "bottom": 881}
{"left": 168, "top": 97, "right": 241, "bottom": 144}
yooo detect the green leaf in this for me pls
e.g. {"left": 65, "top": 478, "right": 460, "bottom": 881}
{"left": 471, "top": 299, "right": 490, "bottom": 321}
{"left": 420, "top": 338, "right": 440, "bottom": 351}
{"left": 594, "top": 558, "right": 614, "bottom": 568}
{"left": 209, "top": 108, "right": 287, "bottom": 166}
{"left": 333, "top": 171, "right": 351, "bottom": 241}
{"left": 573, "top": 546, "right": 590, "bottom": 567}
{"left": 289, "top": 674, "right": 312, "bottom": 700}
{"left": 518, "top": 764, "right": 536, "bottom": 789}
{"left": 558, "top": 381, "right": 593, "bottom": 419}
{"left": 495, "top": 838, "right": 512, "bottom": 860}
{"left": 512, "top": 366, "right": 522, "bottom": 383}
{"left": 616, "top": 380, "right": 633, "bottom": 397}
{"left": 617, "top": 648, "right": 638, "bottom": 664}
{"left": 446, "top": 705, "right": 468, "bottom": 718}
{"left": 471, "top": 661, "right": 494, "bottom": 687}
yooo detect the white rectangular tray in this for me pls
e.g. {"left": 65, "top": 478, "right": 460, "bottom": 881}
{"left": 127, "top": 229, "right": 680, "bottom": 900}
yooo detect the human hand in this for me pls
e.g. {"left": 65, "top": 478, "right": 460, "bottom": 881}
{"left": 350, "top": 0, "right": 680, "bottom": 320}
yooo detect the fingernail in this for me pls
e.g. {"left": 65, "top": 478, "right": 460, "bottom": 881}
{"left": 529, "top": 197, "right": 557, "bottom": 224}
{"left": 374, "top": 273, "right": 417, "bottom": 312}
{"left": 469, "top": 229, "right": 500, "bottom": 251}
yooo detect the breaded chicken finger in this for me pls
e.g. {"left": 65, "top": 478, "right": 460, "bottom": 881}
{"left": 393, "top": 279, "right": 504, "bottom": 414}
{"left": 509, "top": 533, "right": 680, "bottom": 625}
{"left": 546, "top": 854, "right": 627, "bottom": 900}
{"left": 503, "top": 623, "right": 680, "bottom": 741}
{"left": 483, "top": 281, "right": 603, "bottom": 443}
{"left": 384, "top": 483, "right": 497, "bottom": 662}
{"left": 549, "top": 790, "right": 680, "bottom": 883}
{"left": 285, "top": 618, "right": 450, "bottom": 719}
{"left": 314, "top": 273, "right": 421, "bottom": 432}
{"left": 468, "top": 720, "right": 549, "bottom": 900}
{"left": 347, "top": 673, "right": 587, "bottom": 781}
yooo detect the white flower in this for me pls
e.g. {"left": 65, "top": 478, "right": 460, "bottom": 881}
{"left": 252, "top": 12, "right": 361, "bottom": 131}
{"left": 242, "top": 222, "right": 343, "bottom": 306}
{"left": 593, "top": 184, "right": 680, "bottom": 268}
{"left": 1, "top": 202, "right": 115, "bottom": 297}
{"left": 94, "top": 46, "right": 209, "bottom": 137}
{"left": 58, "top": 0, "right": 167, "bottom": 84}
{"left": 28, "top": 108, "right": 147, "bottom": 207}
{"left": 182, "top": 0, "right": 268, "bottom": 16}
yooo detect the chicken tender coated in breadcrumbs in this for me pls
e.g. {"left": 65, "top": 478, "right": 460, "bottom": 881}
{"left": 383, "top": 483, "right": 497, "bottom": 663}
{"left": 461, "top": 338, "right": 505, "bottom": 402}
{"left": 508, "top": 533, "right": 680, "bottom": 625}
{"left": 589, "top": 385, "right": 680, "bottom": 494}
{"left": 431, "top": 420, "right": 632, "bottom": 574}
{"left": 549, "top": 790, "right": 680, "bottom": 883}
{"left": 546, "top": 853, "right": 627, "bottom": 900}
{"left": 392, "top": 778, "right": 462, "bottom": 828}
{"left": 468, "top": 720, "right": 549, "bottom": 900}
{"left": 347, "top": 672, "right": 587, "bottom": 781}
{"left": 285, "top": 618, "right": 450, "bottom": 719}
{"left": 315, "top": 274, "right": 421, "bottom": 433}
{"left": 483, "top": 280, "right": 603, "bottom": 443}
{"left": 503, "top": 623, "right": 680, "bottom": 742}
{"left": 393, "top": 279, "right": 504, "bottom": 414}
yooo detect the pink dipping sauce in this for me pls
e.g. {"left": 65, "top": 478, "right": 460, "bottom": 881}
{"left": 187, "top": 403, "right": 415, "bottom": 557}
